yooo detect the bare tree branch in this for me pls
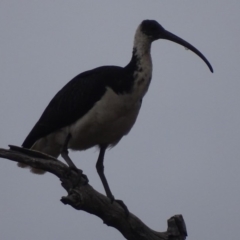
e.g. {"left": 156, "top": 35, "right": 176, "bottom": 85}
{"left": 0, "top": 147, "right": 187, "bottom": 240}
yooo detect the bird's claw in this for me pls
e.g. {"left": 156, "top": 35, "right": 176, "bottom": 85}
{"left": 115, "top": 199, "right": 129, "bottom": 217}
{"left": 65, "top": 167, "right": 89, "bottom": 185}
{"left": 109, "top": 196, "right": 129, "bottom": 217}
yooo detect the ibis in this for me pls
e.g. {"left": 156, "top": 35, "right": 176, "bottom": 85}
{"left": 18, "top": 20, "right": 213, "bottom": 207}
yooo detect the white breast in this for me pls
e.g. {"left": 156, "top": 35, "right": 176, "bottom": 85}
{"left": 68, "top": 87, "right": 142, "bottom": 150}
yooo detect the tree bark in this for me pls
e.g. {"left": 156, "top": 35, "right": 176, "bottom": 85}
{"left": 0, "top": 146, "right": 187, "bottom": 240}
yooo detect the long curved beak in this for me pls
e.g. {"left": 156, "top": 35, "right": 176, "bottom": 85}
{"left": 162, "top": 30, "right": 213, "bottom": 73}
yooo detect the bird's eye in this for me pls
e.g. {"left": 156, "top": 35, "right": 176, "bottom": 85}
{"left": 141, "top": 20, "right": 162, "bottom": 37}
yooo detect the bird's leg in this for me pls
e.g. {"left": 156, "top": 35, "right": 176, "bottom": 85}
{"left": 61, "top": 133, "right": 88, "bottom": 183}
{"left": 96, "top": 146, "right": 129, "bottom": 216}
{"left": 96, "top": 146, "right": 114, "bottom": 200}
{"left": 61, "top": 134, "right": 77, "bottom": 168}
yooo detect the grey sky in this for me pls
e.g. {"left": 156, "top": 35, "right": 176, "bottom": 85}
{"left": 0, "top": 1, "right": 239, "bottom": 240}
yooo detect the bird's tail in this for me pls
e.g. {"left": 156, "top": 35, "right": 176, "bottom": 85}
{"left": 17, "top": 162, "right": 46, "bottom": 174}
{"left": 17, "top": 137, "right": 61, "bottom": 174}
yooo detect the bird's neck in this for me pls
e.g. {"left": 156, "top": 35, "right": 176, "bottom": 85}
{"left": 125, "top": 26, "right": 153, "bottom": 98}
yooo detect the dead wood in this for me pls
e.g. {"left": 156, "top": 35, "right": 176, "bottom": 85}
{"left": 0, "top": 147, "right": 187, "bottom": 240}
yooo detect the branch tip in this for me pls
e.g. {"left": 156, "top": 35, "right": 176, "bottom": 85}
{"left": 167, "top": 215, "right": 187, "bottom": 239}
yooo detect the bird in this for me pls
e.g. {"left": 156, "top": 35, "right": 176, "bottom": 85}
{"left": 18, "top": 19, "right": 213, "bottom": 205}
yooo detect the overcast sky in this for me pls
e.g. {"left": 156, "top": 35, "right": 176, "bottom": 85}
{"left": 0, "top": 1, "right": 239, "bottom": 240}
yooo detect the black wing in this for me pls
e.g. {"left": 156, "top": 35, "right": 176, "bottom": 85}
{"left": 22, "top": 66, "right": 127, "bottom": 148}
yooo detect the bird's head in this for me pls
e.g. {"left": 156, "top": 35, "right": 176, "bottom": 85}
{"left": 140, "top": 20, "right": 213, "bottom": 72}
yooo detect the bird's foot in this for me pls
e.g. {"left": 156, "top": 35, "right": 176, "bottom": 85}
{"left": 65, "top": 166, "right": 89, "bottom": 186}
{"left": 115, "top": 199, "right": 129, "bottom": 217}
{"left": 109, "top": 195, "right": 129, "bottom": 217}
{"left": 70, "top": 167, "right": 89, "bottom": 184}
